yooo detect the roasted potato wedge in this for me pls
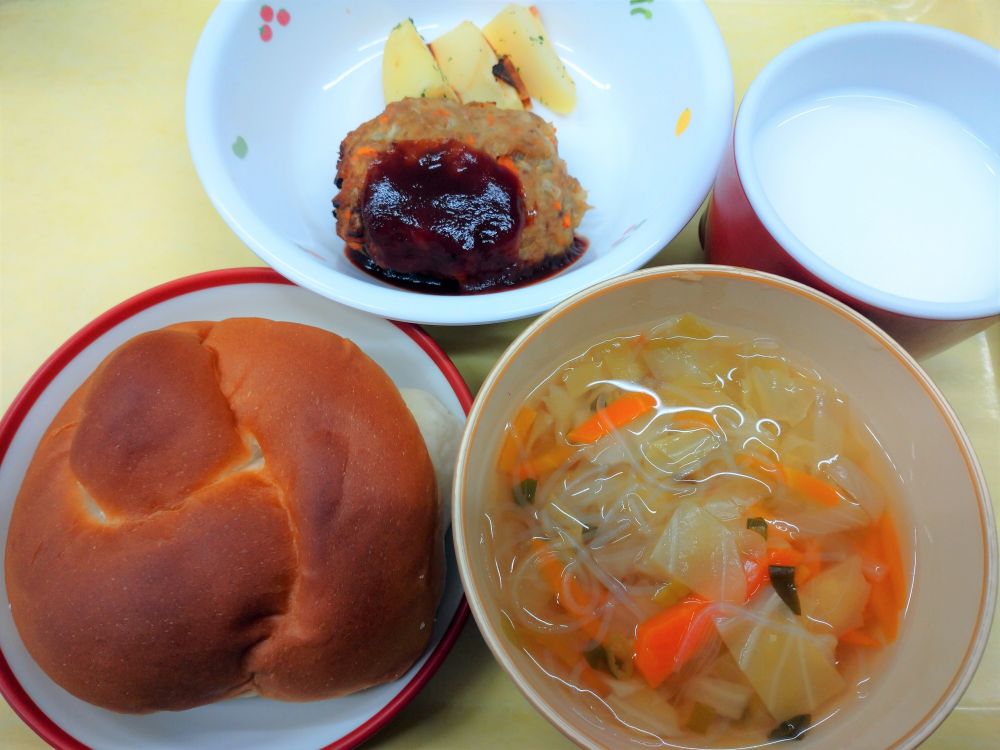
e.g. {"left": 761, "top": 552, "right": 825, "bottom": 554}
{"left": 383, "top": 19, "right": 457, "bottom": 103}
{"left": 430, "top": 21, "right": 523, "bottom": 109}
{"left": 483, "top": 4, "right": 576, "bottom": 114}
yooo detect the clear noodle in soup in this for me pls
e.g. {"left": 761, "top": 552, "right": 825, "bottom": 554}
{"left": 484, "top": 313, "right": 908, "bottom": 747}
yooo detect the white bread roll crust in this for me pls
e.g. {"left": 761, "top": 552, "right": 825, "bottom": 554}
{"left": 4, "top": 318, "right": 442, "bottom": 713}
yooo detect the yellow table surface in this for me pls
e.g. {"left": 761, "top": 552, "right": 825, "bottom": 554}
{"left": 1, "top": 0, "right": 997, "bottom": 747}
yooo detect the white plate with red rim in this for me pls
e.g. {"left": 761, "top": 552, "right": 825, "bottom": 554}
{"left": 185, "top": 0, "right": 733, "bottom": 325}
{"left": 0, "top": 268, "right": 472, "bottom": 750}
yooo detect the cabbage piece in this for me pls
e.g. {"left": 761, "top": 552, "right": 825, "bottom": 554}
{"left": 606, "top": 685, "right": 681, "bottom": 738}
{"left": 587, "top": 440, "right": 629, "bottom": 469}
{"left": 647, "top": 501, "right": 746, "bottom": 603}
{"left": 821, "top": 455, "right": 886, "bottom": 520}
{"left": 561, "top": 358, "right": 602, "bottom": 400}
{"left": 591, "top": 534, "right": 649, "bottom": 581}
{"left": 736, "top": 527, "right": 768, "bottom": 561}
{"left": 643, "top": 428, "right": 721, "bottom": 477}
{"left": 702, "top": 474, "right": 771, "bottom": 513}
{"left": 809, "top": 390, "right": 848, "bottom": 457}
{"left": 778, "top": 433, "right": 830, "bottom": 476}
{"left": 641, "top": 342, "right": 719, "bottom": 389}
{"left": 523, "top": 409, "right": 555, "bottom": 457}
{"left": 650, "top": 312, "right": 715, "bottom": 340}
{"left": 765, "top": 458, "right": 874, "bottom": 538}
{"left": 544, "top": 382, "right": 577, "bottom": 438}
{"left": 595, "top": 339, "right": 648, "bottom": 382}
{"left": 703, "top": 498, "right": 743, "bottom": 523}
{"left": 746, "top": 360, "right": 817, "bottom": 427}
{"left": 799, "top": 556, "right": 871, "bottom": 636}
{"left": 775, "top": 498, "right": 872, "bottom": 537}
{"left": 545, "top": 500, "right": 587, "bottom": 546}
{"left": 683, "top": 674, "right": 754, "bottom": 720}
{"left": 586, "top": 423, "right": 651, "bottom": 469}
{"left": 716, "top": 593, "right": 845, "bottom": 720}
{"left": 705, "top": 650, "right": 748, "bottom": 683}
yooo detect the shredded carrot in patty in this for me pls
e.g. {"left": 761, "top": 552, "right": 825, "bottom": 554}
{"left": 497, "top": 155, "right": 519, "bottom": 177}
{"left": 562, "top": 213, "right": 572, "bottom": 229}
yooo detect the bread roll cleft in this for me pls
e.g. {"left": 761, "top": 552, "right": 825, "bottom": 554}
{"left": 4, "top": 318, "right": 442, "bottom": 713}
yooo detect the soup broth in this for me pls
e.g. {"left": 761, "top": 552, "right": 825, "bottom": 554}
{"left": 484, "top": 314, "right": 908, "bottom": 747}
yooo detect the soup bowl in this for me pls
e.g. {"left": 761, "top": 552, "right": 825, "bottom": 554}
{"left": 453, "top": 265, "right": 996, "bottom": 749}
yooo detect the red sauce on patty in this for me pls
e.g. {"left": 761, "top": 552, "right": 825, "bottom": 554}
{"left": 359, "top": 140, "right": 525, "bottom": 292}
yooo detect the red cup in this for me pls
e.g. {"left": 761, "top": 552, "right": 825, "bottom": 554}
{"left": 704, "top": 23, "right": 1000, "bottom": 358}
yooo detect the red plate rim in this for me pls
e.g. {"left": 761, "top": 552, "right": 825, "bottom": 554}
{"left": 0, "top": 266, "right": 474, "bottom": 750}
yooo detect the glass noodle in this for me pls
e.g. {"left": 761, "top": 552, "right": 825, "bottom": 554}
{"left": 484, "top": 314, "right": 908, "bottom": 747}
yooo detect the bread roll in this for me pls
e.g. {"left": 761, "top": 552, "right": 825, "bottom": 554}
{"left": 4, "top": 318, "right": 442, "bottom": 713}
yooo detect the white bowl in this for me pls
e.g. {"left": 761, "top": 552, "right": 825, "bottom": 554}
{"left": 0, "top": 269, "right": 472, "bottom": 750}
{"left": 186, "top": 1, "right": 732, "bottom": 325}
{"left": 454, "top": 265, "right": 997, "bottom": 749}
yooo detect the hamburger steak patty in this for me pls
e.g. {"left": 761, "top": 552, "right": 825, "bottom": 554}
{"left": 333, "top": 98, "right": 588, "bottom": 293}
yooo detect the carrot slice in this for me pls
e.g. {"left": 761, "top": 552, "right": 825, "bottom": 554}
{"left": 634, "top": 598, "right": 714, "bottom": 689}
{"left": 530, "top": 538, "right": 606, "bottom": 641}
{"left": 767, "top": 546, "right": 804, "bottom": 569}
{"left": 878, "top": 512, "right": 907, "bottom": 610}
{"left": 514, "top": 445, "right": 575, "bottom": 481}
{"left": 737, "top": 454, "right": 842, "bottom": 508}
{"left": 783, "top": 466, "right": 842, "bottom": 508}
{"left": 839, "top": 628, "right": 880, "bottom": 648}
{"left": 797, "top": 538, "right": 823, "bottom": 584}
{"left": 860, "top": 513, "right": 906, "bottom": 642}
{"left": 861, "top": 526, "right": 885, "bottom": 583}
{"left": 867, "top": 577, "right": 899, "bottom": 642}
{"left": 567, "top": 392, "right": 656, "bottom": 444}
{"left": 498, "top": 405, "right": 538, "bottom": 472}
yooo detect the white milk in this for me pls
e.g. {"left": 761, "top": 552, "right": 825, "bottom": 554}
{"left": 753, "top": 91, "right": 1000, "bottom": 304}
